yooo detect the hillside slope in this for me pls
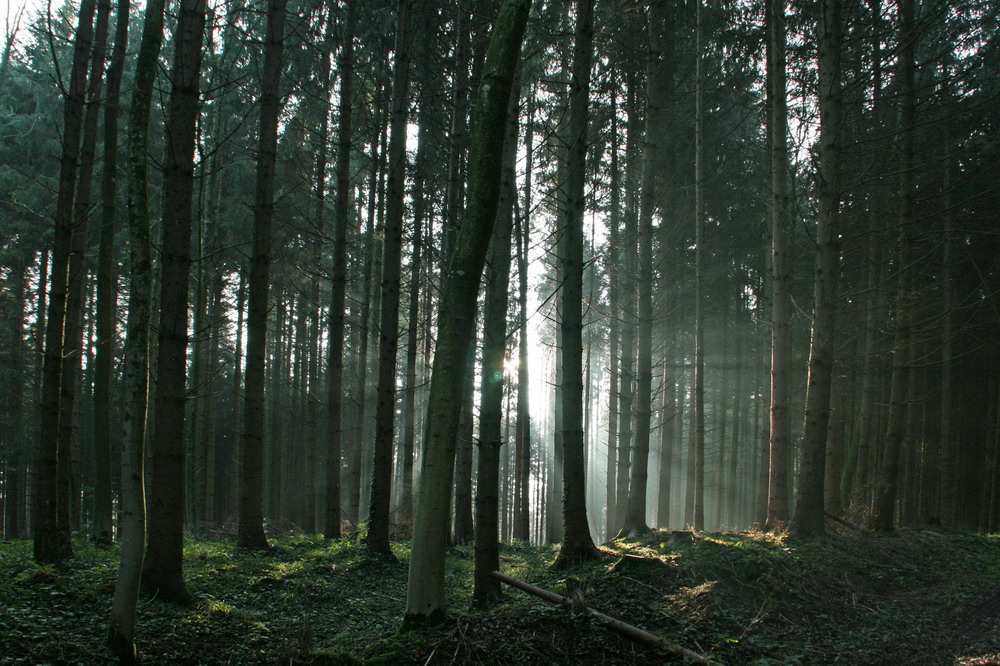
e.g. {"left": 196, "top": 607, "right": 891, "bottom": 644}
{"left": 2, "top": 528, "right": 998, "bottom": 663}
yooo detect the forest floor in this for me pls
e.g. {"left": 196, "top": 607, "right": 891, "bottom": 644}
{"left": 2, "top": 524, "right": 999, "bottom": 664}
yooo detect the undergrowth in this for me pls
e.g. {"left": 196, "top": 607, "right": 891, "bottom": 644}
{"left": 1, "top": 527, "right": 999, "bottom": 664}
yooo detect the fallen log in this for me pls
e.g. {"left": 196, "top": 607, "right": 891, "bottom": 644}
{"left": 490, "top": 571, "right": 716, "bottom": 664}
{"left": 610, "top": 553, "right": 672, "bottom": 574}
{"left": 825, "top": 511, "right": 869, "bottom": 534}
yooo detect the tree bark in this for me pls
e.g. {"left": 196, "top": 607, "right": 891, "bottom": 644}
{"left": 34, "top": 0, "right": 97, "bottom": 567}
{"left": 765, "top": 0, "right": 791, "bottom": 529}
{"left": 624, "top": 0, "right": 669, "bottom": 538}
{"left": 657, "top": 368, "right": 675, "bottom": 528}
{"left": 228, "top": 269, "right": 246, "bottom": 518}
{"left": 367, "top": 0, "right": 414, "bottom": 560}
{"left": 691, "top": 0, "right": 707, "bottom": 534}
{"left": 871, "top": 0, "right": 915, "bottom": 533}
{"left": 203, "top": 274, "right": 223, "bottom": 522}
{"left": 453, "top": 358, "right": 476, "bottom": 545}
{"left": 474, "top": 78, "right": 519, "bottom": 607}
{"left": 513, "top": 90, "right": 534, "bottom": 543}
{"left": 107, "top": 0, "right": 163, "bottom": 654}
{"left": 790, "top": 0, "right": 843, "bottom": 538}
{"left": 2, "top": 259, "right": 28, "bottom": 541}
{"left": 91, "top": 0, "right": 129, "bottom": 547}
{"left": 938, "top": 164, "right": 956, "bottom": 526}
{"left": 403, "top": 0, "right": 531, "bottom": 625}
{"left": 400, "top": 108, "right": 430, "bottom": 524}
{"left": 347, "top": 114, "right": 384, "bottom": 527}
{"left": 62, "top": 0, "right": 111, "bottom": 541}
{"left": 239, "top": 0, "right": 287, "bottom": 550}
{"left": 603, "top": 83, "right": 622, "bottom": 540}
{"left": 142, "top": 0, "right": 206, "bottom": 602}
{"left": 614, "top": 74, "right": 640, "bottom": 535}
{"left": 824, "top": 379, "right": 844, "bottom": 516}
{"left": 555, "top": 0, "right": 598, "bottom": 566}
{"left": 847, "top": 239, "right": 882, "bottom": 509}
{"left": 441, "top": 2, "right": 469, "bottom": 270}
{"left": 187, "top": 189, "right": 209, "bottom": 534}
{"left": 325, "top": 0, "right": 355, "bottom": 539}
{"left": 726, "top": 334, "right": 742, "bottom": 526}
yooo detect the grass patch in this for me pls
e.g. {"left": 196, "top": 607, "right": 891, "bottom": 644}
{"left": 2, "top": 529, "right": 999, "bottom": 663}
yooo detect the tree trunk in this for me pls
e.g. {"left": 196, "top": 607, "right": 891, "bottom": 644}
{"left": 228, "top": 269, "right": 246, "bottom": 518}
{"left": 348, "top": 124, "right": 383, "bottom": 526}
{"left": 824, "top": 379, "right": 844, "bottom": 516}
{"left": 63, "top": 0, "right": 111, "bottom": 541}
{"left": 938, "top": 165, "right": 956, "bottom": 526}
{"left": 623, "top": 1, "right": 669, "bottom": 538}
{"left": 187, "top": 199, "right": 209, "bottom": 534}
{"left": 790, "top": 0, "right": 843, "bottom": 538}
{"left": 400, "top": 109, "right": 430, "bottom": 524}
{"left": 238, "top": 0, "right": 287, "bottom": 550}
{"left": 657, "top": 367, "right": 675, "bottom": 528}
{"left": 453, "top": 358, "right": 476, "bottom": 545}
{"left": 513, "top": 90, "right": 534, "bottom": 543}
{"left": 106, "top": 0, "right": 162, "bottom": 654}
{"left": 143, "top": 0, "right": 206, "bottom": 602}
{"left": 726, "top": 333, "right": 743, "bottom": 526}
{"left": 871, "top": 0, "right": 915, "bottom": 533}
{"left": 202, "top": 274, "right": 223, "bottom": 523}
{"left": 691, "top": 0, "right": 707, "bottom": 534}
{"left": 301, "top": 0, "right": 332, "bottom": 535}
{"left": 847, "top": 239, "right": 881, "bottom": 509}
{"left": 325, "top": 0, "right": 355, "bottom": 539}
{"left": 367, "top": 0, "right": 414, "bottom": 560}
{"left": 91, "top": 0, "right": 129, "bottom": 547}
{"left": 755, "top": 337, "right": 770, "bottom": 524}
{"left": 2, "top": 258, "right": 27, "bottom": 541}
{"left": 34, "top": 0, "right": 98, "bottom": 567}
{"left": 446, "top": 12, "right": 476, "bottom": 546}
{"left": 441, "top": 2, "right": 469, "bottom": 270}
{"left": 604, "top": 86, "right": 621, "bottom": 540}
{"left": 765, "top": 0, "right": 791, "bottom": 529}
{"left": 614, "top": 74, "right": 640, "bottom": 535}
{"left": 474, "top": 77, "right": 519, "bottom": 606}
{"left": 554, "top": 0, "right": 598, "bottom": 567}
{"left": 615, "top": 281, "right": 636, "bottom": 532}
{"left": 685, "top": 351, "right": 696, "bottom": 525}
{"left": 548, "top": 307, "right": 564, "bottom": 544}
{"left": 403, "top": 0, "right": 531, "bottom": 625}
{"left": 265, "top": 293, "right": 287, "bottom": 519}
{"left": 715, "top": 338, "right": 729, "bottom": 530}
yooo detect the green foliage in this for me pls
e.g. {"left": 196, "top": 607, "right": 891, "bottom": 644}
{"left": 1, "top": 530, "right": 1000, "bottom": 663}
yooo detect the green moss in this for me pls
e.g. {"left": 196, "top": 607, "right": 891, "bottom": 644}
{"left": 1, "top": 530, "right": 999, "bottom": 663}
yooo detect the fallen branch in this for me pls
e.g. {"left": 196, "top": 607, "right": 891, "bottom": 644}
{"left": 610, "top": 553, "right": 672, "bottom": 573}
{"left": 490, "top": 571, "right": 716, "bottom": 665}
{"left": 825, "top": 512, "right": 869, "bottom": 534}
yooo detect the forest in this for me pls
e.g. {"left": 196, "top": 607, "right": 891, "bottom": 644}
{"left": 1, "top": 0, "right": 999, "bottom": 661}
